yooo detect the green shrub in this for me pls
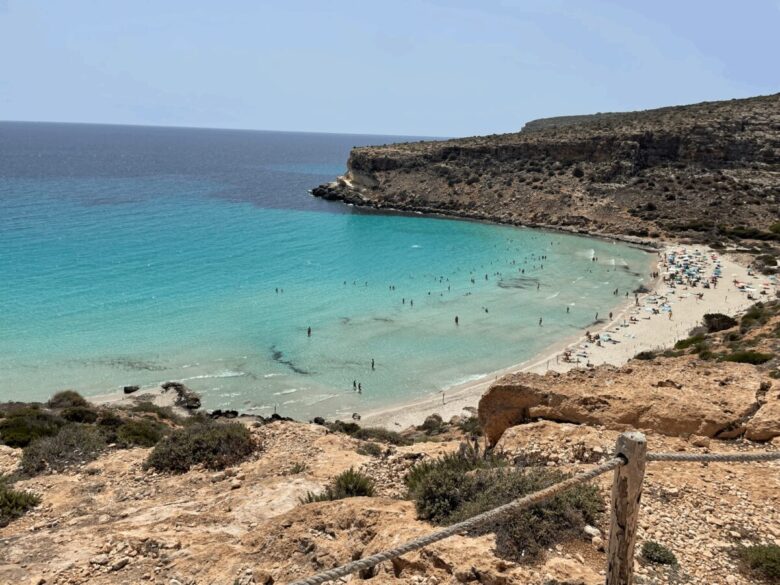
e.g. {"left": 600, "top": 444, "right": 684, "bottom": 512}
{"left": 144, "top": 422, "right": 256, "bottom": 473}
{"left": 0, "top": 480, "right": 40, "bottom": 527}
{"left": 457, "top": 415, "right": 483, "bottom": 436}
{"left": 641, "top": 541, "right": 678, "bottom": 566}
{"left": 47, "top": 391, "right": 88, "bottom": 409}
{"left": 419, "top": 414, "right": 444, "bottom": 435}
{"left": 770, "top": 222, "right": 780, "bottom": 235}
{"left": 97, "top": 411, "right": 125, "bottom": 428}
{"left": 703, "top": 313, "right": 738, "bottom": 333}
{"left": 117, "top": 418, "right": 167, "bottom": 448}
{"left": 353, "top": 427, "right": 411, "bottom": 445}
{"left": 61, "top": 406, "right": 99, "bottom": 424}
{"left": 741, "top": 304, "right": 770, "bottom": 332}
{"left": 405, "top": 446, "right": 507, "bottom": 523}
{"left": 20, "top": 424, "right": 106, "bottom": 475}
{"left": 737, "top": 544, "right": 780, "bottom": 580}
{"left": 675, "top": 333, "right": 706, "bottom": 350}
{"left": 356, "top": 442, "right": 383, "bottom": 457}
{"left": 0, "top": 408, "right": 65, "bottom": 448}
{"left": 131, "top": 401, "right": 182, "bottom": 423}
{"left": 326, "top": 420, "right": 361, "bottom": 435}
{"left": 301, "top": 467, "right": 375, "bottom": 503}
{"left": 634, "top": 351, "right": 657, "bottom": 361}
{"left": 723, "top": 350, "right": 773, "bottom": 365}
{"left": 406, "top": 449, "right": 603, "bottom": 561}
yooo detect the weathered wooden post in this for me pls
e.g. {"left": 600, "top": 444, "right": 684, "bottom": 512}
{"left": 605, "top": 431, "right": 647, "bottom": 585}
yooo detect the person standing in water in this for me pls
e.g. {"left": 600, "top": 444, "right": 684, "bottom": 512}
{"left": 371, "top": 358, "right": 375, "bottom": 370}
{"left": 353, "top": 380, "right": 357, "bottom": 391}
{"left": 455, "top": 315, "right": 459, "bottom": 326}
{"left": 539, "top": 317, "right": 543, "bottom": 326}
{"left": 307, "top": 326, "right": 311, "bottom": 337}
{"left": 358, "top": 383, "right": 362, "bottom": 394}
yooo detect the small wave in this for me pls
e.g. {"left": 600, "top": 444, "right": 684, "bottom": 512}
{"left": 449, "top": 373, "right": 488, "bottom": 386}
{"left": 180, "top": 370, "right": 246, "bottom": 381}
{"left": 264, "top": 373, "right": 284, "bottom": 378}
{"left": 411, "top": 244, "right": 422, "bottom": 248}
{"left": 273, "top": 388, "right": 298, "bottom": 396}
{"left": 546, "top": 291, "right": 560, "bottom": 299}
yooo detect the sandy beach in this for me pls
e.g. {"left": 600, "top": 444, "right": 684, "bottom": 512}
{"left": 361, "top": 244, "right": 777, "bottom": 429}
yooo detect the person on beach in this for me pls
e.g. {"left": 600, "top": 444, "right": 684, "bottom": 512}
{"left": 609, "top": 312, "right": 612, "bottom": 320}
{"left": 353, "top": 380, "right": 357, "bottom": 391}
{"left": 358, "top": 383, "right": 362, "bottom": 394}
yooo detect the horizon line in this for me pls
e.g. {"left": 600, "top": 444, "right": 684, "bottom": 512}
{"left": 0, "top": 118, "right": 448, "bottom": 140}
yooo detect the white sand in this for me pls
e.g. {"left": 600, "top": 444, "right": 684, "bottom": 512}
{"left": 361, "top": 244, "right": 776, "bottom": 430}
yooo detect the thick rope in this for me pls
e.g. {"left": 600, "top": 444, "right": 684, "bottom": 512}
{"left": 646, "top": 451, "right": 780, "bottom": 463}
{"left": 287, "top": 457, "right": 623, "bottom": 585}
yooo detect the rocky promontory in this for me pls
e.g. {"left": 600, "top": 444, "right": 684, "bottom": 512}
{"left": 313, "top": 93, "right": 780, "bottom": 246}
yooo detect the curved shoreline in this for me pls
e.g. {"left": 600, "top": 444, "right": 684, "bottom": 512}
{"left": 360, "top": 244, "right": 763, "bottom": 429}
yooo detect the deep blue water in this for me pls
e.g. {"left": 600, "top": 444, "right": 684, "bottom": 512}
{"left": 0, "top": 122, "right": 651, "bottom": 419}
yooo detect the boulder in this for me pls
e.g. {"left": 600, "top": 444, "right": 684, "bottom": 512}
{"left": 478, "top": 361, "right": 770, "bottom": 446}
{"left": 745, "top": 384, "right": 780, "bottom": 441}
{"left": 122, "top": 385, "right": 140, "bottom": 394}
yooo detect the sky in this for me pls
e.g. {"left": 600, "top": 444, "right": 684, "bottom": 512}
{"left": 0, "top": 0, "right": 778, "bottom": 137}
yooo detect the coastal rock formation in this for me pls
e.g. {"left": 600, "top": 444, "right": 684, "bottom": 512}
{"left": 478, "top": 360, "right": 776, "bottom": 446}
{"left": 313, "top": 94, "right": 780, "bottom": 243}
{"left": 2, "top": 418, "right": 777, "bottom": 585}
{"left": 160, "top": 381, "right": 201, "bottom": 410}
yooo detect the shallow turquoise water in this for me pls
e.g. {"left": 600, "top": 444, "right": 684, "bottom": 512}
{"left": 0, "top": 123, "right": 651, "bottom": 419}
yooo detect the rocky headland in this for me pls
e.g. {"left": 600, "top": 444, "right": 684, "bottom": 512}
{"left": 313, "top": 94, "right": 780, "bottom": 256}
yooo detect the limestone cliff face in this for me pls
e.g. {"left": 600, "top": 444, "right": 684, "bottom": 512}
{"left": 313, "top": 94, "right": 780, "bottom": 242}
{"left": 477, "top": 360, "right": 777, "bottom": 446}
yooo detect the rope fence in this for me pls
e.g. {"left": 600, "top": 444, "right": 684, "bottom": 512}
{"left": 288, "top": 438, "right": 780, "bottom": 585}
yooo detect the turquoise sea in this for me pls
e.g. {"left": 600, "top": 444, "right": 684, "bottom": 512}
{"left": 0, "top": 122, "right": 652, "bottom": 420}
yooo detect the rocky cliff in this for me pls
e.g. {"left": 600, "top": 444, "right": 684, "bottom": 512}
{"left": 313, "top": 94, "right": 780, "bottom": 244}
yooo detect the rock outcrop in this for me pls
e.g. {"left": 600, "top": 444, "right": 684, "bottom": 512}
{"left": 478, "top": 360, "right": 776, "bottom": 446}
{"left": 313, "top": 94, "right": 780, "bottom": 244}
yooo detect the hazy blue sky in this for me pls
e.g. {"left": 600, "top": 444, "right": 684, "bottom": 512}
{"left": 1, "top": 0, "right": 778, "bottom": 136}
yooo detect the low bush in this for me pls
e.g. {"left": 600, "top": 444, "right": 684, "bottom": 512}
{"left": 457, "top": 415, "right": 483, "bottom": 436}
{"left": 641, "top": 541, "right": 678, "bottom": 566}
{"left": 47, "top": 390, "right": 88, "bottom": 409}
{"left": 418, "top": 414, "right": 444, "bottom": 435}
{"left": 736, "top": 544, "right": 780, "bottom": 581}
{"left": 131, "top": 401, "right": 182, "bottom": 423}
{"left": 144, "top": 422, "right": 256, "bottom": 473}
{"left": 741, "top": 304, "right": 770, "bottom": 332}
{"left": 301, "top": 467, "right": 375, "bottom": 503}
{"left": 61, "top": 406, "right": 99, "bottom": 424}
{"left": 0, "top": 479, "right": 40, "bottom": 527}
{"left": 723, "top": 350, "right": 773, "bottom": 365}
{"left": 675, "top": 333, "right": 706, "bottom": 350}
{"left": 117, "top": 418, "right": 167, "bottom": 448}
{"left": 356, "top": 442, "right": 383, "bottom": 457}
{"left": 0, "top": 407, "right": 65, "bottom": 448}
{"left": 406, "top": 448, "right": 603, "bottom": 561}
{"left": 353, "top": 427, "right": 411, "bottom": 445}
{"left": 20, "top": 424, "right": 106, "bottom": 475}
{"left": 326, "top": 420, "right": 361, "bottom": 435}
{"left": 703, "top": 313, "right": 738, "bottom": 333}
{"left": 405, "top": 446, "right": 507, "bottom": 523}
{"left": 634, "top": 351, "right": 657, "bottom": 361}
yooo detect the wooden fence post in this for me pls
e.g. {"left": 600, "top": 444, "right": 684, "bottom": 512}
{"left": 605, "top": 431, "right": 647, "bottom": 585}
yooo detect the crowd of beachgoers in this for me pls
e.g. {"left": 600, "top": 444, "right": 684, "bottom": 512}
{"left": 558, "top": 246, "right": 777, "bottom": 368}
